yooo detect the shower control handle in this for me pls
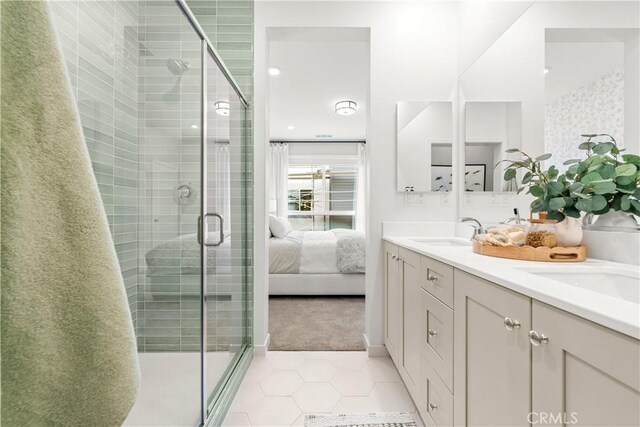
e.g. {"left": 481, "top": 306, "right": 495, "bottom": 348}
{"left": 202, "top": 213, "right": 224, "bottom": 247}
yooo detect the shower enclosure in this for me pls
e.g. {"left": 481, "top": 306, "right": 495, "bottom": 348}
{"left": 49, "top": 0, "right": 252, "bottom": 425}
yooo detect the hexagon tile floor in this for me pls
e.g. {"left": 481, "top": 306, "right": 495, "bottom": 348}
{"left": 222, "top": 351, "right": 425, "bottom": 427}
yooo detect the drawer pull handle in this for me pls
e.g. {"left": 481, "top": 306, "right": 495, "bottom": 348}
{"left": 429, "top": 403, "right": 438, "bottom": 411}
{"left": 529, "top": 330, "right": 549, "bottom": 346}
{"left": 428, "top": 329, "right": 438, "bottom": 337}
{"left": 427, "top": 274, "right": 438, "bottom": 283}
{"left": 504, "top": 317, "right": 521, "bottom": 331}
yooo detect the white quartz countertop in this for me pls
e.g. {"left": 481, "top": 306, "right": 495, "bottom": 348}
{"left": 383, "top": 236, "right": 640, "bottom": 340}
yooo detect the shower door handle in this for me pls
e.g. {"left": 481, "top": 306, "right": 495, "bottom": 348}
{"left": 202, "top": 213, "right": 224, "bottom": 247}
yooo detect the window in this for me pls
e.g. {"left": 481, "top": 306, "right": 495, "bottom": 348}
{"left": 287, "top": 164, "right": 357, "bottom": 231}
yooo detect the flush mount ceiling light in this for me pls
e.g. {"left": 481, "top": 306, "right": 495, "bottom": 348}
{"left": 335, "top": 100, "right": 357, "bottom": 116}
{"left": 268, "top": 66, "right": 281, "bottom": 76}
{"left": 214, "top": 100, "right": 229, "bottom": 116}
{"left": 287, "top": 125, "right": 295, "bottom": 130}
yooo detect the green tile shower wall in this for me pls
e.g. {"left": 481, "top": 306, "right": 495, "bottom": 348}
{"left": 50, "top": 0, "right": 140, "bottom": 331}
{"left": 50, "top": 0, "right": 253, "bottom": 352}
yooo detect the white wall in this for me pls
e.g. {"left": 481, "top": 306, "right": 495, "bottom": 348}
{"left": 255, "top": 1, "right": 459, "bottom": 350}
{"left": 458, "top": 1, "right": 639, "bottom": 222}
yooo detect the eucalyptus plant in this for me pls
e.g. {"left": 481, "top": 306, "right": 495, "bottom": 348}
{"left": 500, "top": 134, "right": 640, "bottom": 221}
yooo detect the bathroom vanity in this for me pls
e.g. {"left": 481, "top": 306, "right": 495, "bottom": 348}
{"left": 382, "top": 236, "right": 640, "bottom": 427}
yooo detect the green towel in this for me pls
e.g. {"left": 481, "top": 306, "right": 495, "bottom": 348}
{"left": 1, "top": 1, "right": 140, "bottom": 425}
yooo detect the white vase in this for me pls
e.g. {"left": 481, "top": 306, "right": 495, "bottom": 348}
{"left": 591, "top": 210, "right": 639, "bottom": 230}
{"left": 556, "top": 217, "right": 583, "bottom": 247}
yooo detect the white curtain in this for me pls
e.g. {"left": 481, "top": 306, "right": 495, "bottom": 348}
{"left": 269, "top": 143, "right": 289, "bottom": 218}
{"left": 355, "top": 142, "right": 367, "bottom": 232}
{"left": 211, "top": 143, "right": 230, "bottom": 233}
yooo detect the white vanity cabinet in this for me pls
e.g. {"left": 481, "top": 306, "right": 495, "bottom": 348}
{"left": 383, "top": 242, "right": 401, "bottom": 365}
{"left": 453, "top": 271, "right": 532, "bottom": 427}
{"left": 383, "top": 242, "right": 422, "bottom": 397}
{"left": 531, "top": 301, "right": 640, "bottom": 427}
{"left": 382, "top": 239, "right": 640, "bottom": 427}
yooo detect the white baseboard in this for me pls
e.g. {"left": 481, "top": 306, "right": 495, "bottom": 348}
{"left": 363, "top": 333, "right": 388, "bottom": 357}
{"left": 254, "top": 333, "right": 270, "bottom": 357}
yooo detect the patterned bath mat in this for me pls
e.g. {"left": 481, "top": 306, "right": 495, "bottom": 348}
{"left": 304, "top": 413, "right": 418, "bottom": 427}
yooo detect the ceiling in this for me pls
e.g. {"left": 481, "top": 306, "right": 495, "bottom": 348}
{"left": 268, "top": 28, "right": 369, "bottom": 141}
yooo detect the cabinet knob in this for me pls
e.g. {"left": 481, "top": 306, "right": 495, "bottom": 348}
{"left": 529, "top": 330, "right": 549, "bottom": 346}
{"left": 427, "top": 274, "right": 438, "bottom": 283}
{"left": 428, "top": 329, "right": 438, "bottom": 337}
{"left": 396, "top": 257, "right": 402, "bottom": 262}
{"left": 504, "top": 317, "right": 521, "bottom": 331}
{"left": 429, "top": 403, "right": 438, "bottom": 411}
{"left": 391, "top": 254, "right": 397, "bottom": 260}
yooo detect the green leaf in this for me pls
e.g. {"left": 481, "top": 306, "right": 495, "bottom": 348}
{"left": 529, "top": 186, "right": 544, "bottom": 197}
{"left": 563, "top": 206, "right": 581, "bottom": 218}
{"left": 563, "top": 159, "right": 581, "bottom": 165}
{"left": 631, "top": 199, "right": 640, "bottom": 212}
{"left": 522, "top": 172, "right": 533, "bottom": 184}
{"left": 593, "top": 142, "right": 615, "bottom": 154}
{"left": 580, "top": 172, "right": 603, "bottom": 185}
{"left": 622, "top": 154, "right": 640, "bottom": 164}
{"left": 563, "top": 197, "right": 575, "bottom": 207}
{"left": 547, "top": 181, "right": 565, "bottom": 196}
{"left": 530, "top": 199, "right": 546, "bottom": 213}
{"left": 576, "top": 162, "right": 588, "bottom": 175}
{"left": 503, "top": 168, "right": 517, "bottom": 181}
{"left": 536, "top": 153, "right": 552, "bottom": 161}
{"left": 547, "top": 165, "right": 559, "bottom": 180}
{"left": 616, "top": 174, "right": 636, "bottom": 185}
{"left": 548, "top": 197, "right": 567, "bottom": 210}
{"left": 621, "top": 195, "right": 631, "bottom": 211}
{"left": 575, "top": 195, "right": 607, "bottom": 212}
{"left": 615, "top": 164, "right": 637, "bottom": 177}
{"left": 571, "top": 192, "right": 590, "bottom": 199}
{"left": 591, "top": 180, "right": 617, "bottom": 195}
{"left": 569, "top": 182, "right": 584, "bottom": 193}
{"left": 600, "top": 164, "right": 616, "bottom": 179}
{"left": 579, "top": 142, "right": 596, "bottom": 151}
{"left": 567, "top": 164, "right": 579, "bottom": 175}
{"left": 505, "top": 148, "right": 520, "bottom": 153}
{"left": 546, "top": 210, "right": 565, "bottom": 221}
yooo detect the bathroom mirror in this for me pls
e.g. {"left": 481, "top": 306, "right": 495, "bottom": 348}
{"left": 545, "top": 28, "right": 640, "bottom": 167}
{"left": 396, "top": 101, "right": 453, "bottom": 192}
{"left": 464, "top": 101, "right": 522, "bottom": 192}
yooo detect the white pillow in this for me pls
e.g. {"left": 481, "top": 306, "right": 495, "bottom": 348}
{"left": 269, "top": 215, "right": 291, "bottom": 238}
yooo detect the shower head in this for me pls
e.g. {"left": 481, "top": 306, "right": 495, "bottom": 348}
{"left": 166, "top": 59, "right": 190, "bottom": 76}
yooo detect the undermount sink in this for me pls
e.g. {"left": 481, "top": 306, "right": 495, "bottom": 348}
{"left": 408, "top": 237, "right": 472, "bottom": 247}
{"left": 519, "top": 266, "right": 640, "bottom": 304}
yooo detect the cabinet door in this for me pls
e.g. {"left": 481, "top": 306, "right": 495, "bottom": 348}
{"left": 384, "top": 242, "right": 400, "bottom": 364}
{"left": 400, "top": 247, "right": 421, "bottom": 397}
{"left": 532, "top": 301, "right": 640, "bottom": 426}
{"left": 454, "top": 270, "right": 531, "bottom": 427}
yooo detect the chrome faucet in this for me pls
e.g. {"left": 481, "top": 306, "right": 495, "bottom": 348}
{"left": 460, "top": 217, "right": 485, "bottom": 240}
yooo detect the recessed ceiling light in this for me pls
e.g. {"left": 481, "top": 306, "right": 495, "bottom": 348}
{"left": 287, "top": 125, "right": 295, "bottom": 130}
{"left": 335, "top": 100, "right": 357, "bottom": 116}
{"left": 190, "top": 124, "right": 199, "bottom": 129}
{"left": 268, "top": 66, "right": 281, "bottom": 76}
{"left": 544, "top": 67, "right": 551, "bottom": 75}
{"left": 214, "top": 100, "right": 230, "bottom": 116}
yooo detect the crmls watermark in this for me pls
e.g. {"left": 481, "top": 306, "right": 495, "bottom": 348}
{"left": 528, "top": 412, "right": 579, "bottom": 425}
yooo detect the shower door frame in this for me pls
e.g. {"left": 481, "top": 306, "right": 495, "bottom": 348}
{"left": 175, "top": 0, "right": 252, "bottom": 426}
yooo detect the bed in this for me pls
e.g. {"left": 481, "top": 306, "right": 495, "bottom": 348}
{"left": 269, "top": 228, "right": 366, "bottom": 295}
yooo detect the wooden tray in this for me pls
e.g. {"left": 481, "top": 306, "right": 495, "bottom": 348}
{"left": 472, "top": 240, "right": 587, "bottom": 262}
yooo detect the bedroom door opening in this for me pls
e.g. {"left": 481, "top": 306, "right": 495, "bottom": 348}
{"left": 265, "top": 27, "right": 370, "bottom": 351}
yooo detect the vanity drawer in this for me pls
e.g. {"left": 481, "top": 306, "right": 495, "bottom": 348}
{"left": 421, "top": 289, "right": 453, "bottom": 392}
{"left": 420, "top": 256, "right": 454, "bottom": 308}
{"left": 420, "top": 356, "right": 454, "bottom": 427}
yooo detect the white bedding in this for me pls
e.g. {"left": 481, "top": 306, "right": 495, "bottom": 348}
{"left": 299, "top": 231, "right": 338, "bottom": 273}
{"left": 269, "top": 229, "right": 365, "bottom": 274}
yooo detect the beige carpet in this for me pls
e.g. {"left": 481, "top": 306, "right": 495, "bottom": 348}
{"left": 269, "top": 297, "right": 365, "bottom": 351}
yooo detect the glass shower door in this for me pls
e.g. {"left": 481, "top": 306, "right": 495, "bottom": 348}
{"left": 201, "top": 46, "right": 250, "bottom": 419}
